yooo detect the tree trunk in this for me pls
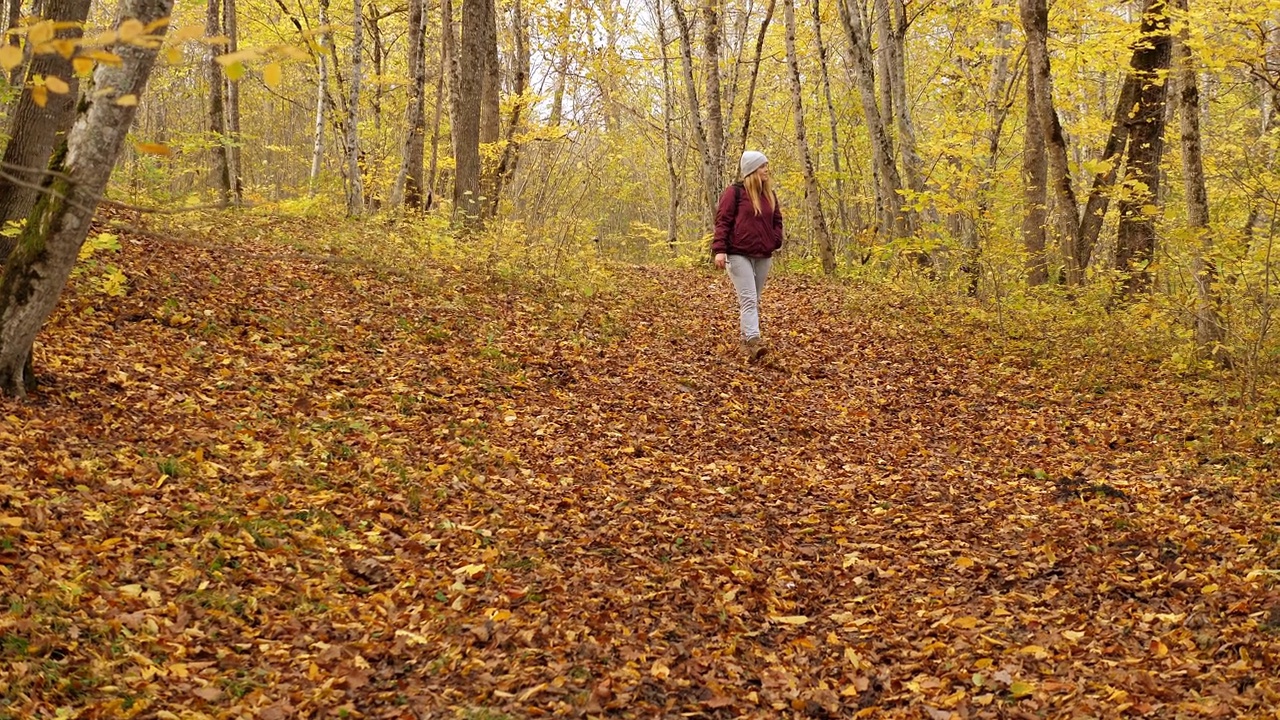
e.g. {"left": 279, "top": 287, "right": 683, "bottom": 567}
{"left": 392, "top": 0, "right": 427, "bottom": 209}
{"left": 837, "top": 0, "right": 908, "bottom": 240}
{"left": 206, "top": 0, "right": 231, "bottom": 204}
{"left": 968, "top": 7, "right": 1014, "bottom": 292}
{"left": 346, "top": 0, "right": 366, "bottom": 215}
{"left": 492, "top": 0, "right": 529, "bottom": 214}
{"left": 886, "top": 0, "right": 929, "bottom": 231}
{"left": 454, "top": 0, "right": 484, "bottom": 220}
{"left": 873, "top": 0, "right": 893, "bottom": 130}
{"left": 309, "top": 0, "right": 330, "bottom": 195}
{"left": 478, "top": 0, "right": 499, "bottom": 214}
{"left": 1173, "top": 0, "right": 1224, "bottom": 359}
{"left": 1022, "top": 71, "right": 1049, "bottom": 286}
{"left": 810, "top": 0, "right": 849, "bottom": 236}
{"left": 427, "top": 0, "right": 450, "bottom": 206}
{"left": 672, "top": 0, "right": 714, "bottom": 225}
{"left": 1020, "top": 0, "right": 1082, "bottom": 282}
{"left": 783, "top": 0, "right": 834, "bottom": 273}
{"left": 656, "top": 0, "right": 681, "bottom": 246}
{"left": 0, "top": 0, "right": 174, "bottom": 398}
{"left": 5, "top": 0, "right": 21, "bottom": 88}
{"left": 367, "top": 0, "right": 384, "bottom": 131}
{"left": 0, "top": 0, "right": 92, "bottom": 263}
{"left": 1114, "top": 0, "right": 1171, "bottom": 297}
{"left": 548, "top": 2, "right": 570, "bottom": 128}
{"left": 224, "top": 0, "right": 244, "bottom": 203}
{"left": 702, "top": 0, "right": 726, "bottom": 187}
{"left": 737, "top": 0, "right": 775, "bottom": 157}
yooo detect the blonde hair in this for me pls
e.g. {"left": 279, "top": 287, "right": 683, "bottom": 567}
{"left": 743, "top": 169, "right": 775, "bottom": 216}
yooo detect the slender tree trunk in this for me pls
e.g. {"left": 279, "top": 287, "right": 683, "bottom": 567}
{"left": 722, "top": 0, "right": 752, "bottom": 149}
{"left": 5, "top": 0, "right": 21, "bottom": 87}
{"left": 548, "top": 0, "right": 570, "bottom": 129}
{"left": 738, "top": 0, "right": 775, "bottom": 157}
{"left": 0, "top": 0, "right": 174, "bottom": 397}
{"left": 346, "top": 0, "right": 366, "bottom": 215}
{"left": 309, "top": 0, "right": 331, "bottom": 195}
{"left": 368, "top": 0, "right": 384, "bottom": 130}
{"left": 886, "top": 0, "right": 928, "bottom": 231}
{"left": 783, "top": 0, "right": 834, "bottom": 273}
{"left": 1023, "top": 72, "right": 1049, "bottom": 286}
{"left": 656, "top": 0, "right": 681, "bottom": 246}
{"left": 672, "top": 0, "right": 714, "bottom": 225}
{"left": 492, "top": 0, "right": 529, "bottom": 214}
{"left": 837, "top": 0, "right": 908, "bottom": 240}
{"left": 703, "top": 0, "right": 726, "bottom": 187}
{"left": 454, "top": 0, "right": 484, "bottom": 220}
{"left": 873, "top": 0, "right": 893, "bottom": 130}
{"left": 427, "top": 0, "right": 450, "bottom": 205}
{"left": 1114, "top": 0, "right": 1172, "bottom": 297}
{"left": 392, "top": 0, "right": 427, "bottom": 209}
{"left": 1020, "top": 0, "right": 1082, "bottom": 282}
{"left": 224, "top": 0, "right": 243, "bottom": 203}
{"left": 0, "top": 0, "right": 92, "bottom": 262}
{"left": 811, "top": 0, "right": 849, "bottom": 236}
{"left": 478, "top": 0, "right": 499, "bottom": 214}
{"left": 968, "top": 9, "right": 1014, "bottom": 292}
{"left": 1076, "top": 73, "right": 1138, "bottom": 269}
{"left": 206, "top": 0, "right": 231, "bottom": 204}
{"left": 1173, "top": 0, "right": 1224, "bottom": 359}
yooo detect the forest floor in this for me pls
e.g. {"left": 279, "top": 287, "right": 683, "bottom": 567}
{"left": 2, "top": 211, "right": 1280, "bottom": 719}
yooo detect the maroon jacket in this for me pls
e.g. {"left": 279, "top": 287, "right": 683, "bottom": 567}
{"left": 711, "top": 183, "right": 784, "bottom": 258}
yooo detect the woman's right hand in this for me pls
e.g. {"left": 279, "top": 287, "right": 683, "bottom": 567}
{"left": 714, "top": 253, "right": 727, "bottom": 270}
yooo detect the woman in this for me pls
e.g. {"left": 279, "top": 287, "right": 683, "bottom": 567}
{"left": 712, "top": 150, "right": 783, "bottom": 361}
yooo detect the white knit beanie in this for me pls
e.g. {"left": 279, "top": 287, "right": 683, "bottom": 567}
{"left": 740, "top": 150, "right": 767, "bottom": 178}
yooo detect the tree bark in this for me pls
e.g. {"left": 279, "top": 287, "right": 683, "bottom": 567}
{"left": 428, "top": 0, "right": 451, "bottom": 206}
{"left": 478, "top": 0, "right": 499, "bottom": 214}
{"left": 0, "top": 0, "right": 91, "bottom": 263}
{"left": 5, "top": 0, "right": 21, "bottom": 87}
{"left": 309, "top": 0, "right": 330, "bottom": 195}
{"left": 1173, "top": 0, "right": 1224, "bottom": 359}
{"left": 968, "top": 8, "right": 1014, "bottom": 292}
{"left": 224, "top": 0, "right": 244, "bottom": 203}
{"left": 737, "top": 0, "right": 775, "bottom": 157}
{"left": 672, "top": 0, "right": 714, "bottom": 224}
{"left": 1022, "top": 70, "right": 1049, "bottom": 286}
{"left": 346, "top": 0, "right": 366, "bottom": 215}
{"left": 702, "top": 0, "right": 726, "bottom": 188}
{"left": 392, "top": 0, "right": 427, "bottom": 209}
{"left": 810, "top": 0, "right": 849, "bottom": 236}
{"left": 1020, "top": 0, "right": 1082, "bottom": 282}
{"left": 492, "top": 0, "right": 529, "bottom": 214}
{"left": 0, "top": 0, "right": 174, "bottom": 397}
{"left": 206, "top": 0, "right": 231, "bottom": 204}
{"left": 454, "top": 0, "right": 484, "bottom": 220}
{"left": 837, "top": 0, "right": 908, "bottom": 240}
{"left": 1114, "top": 0, "right": 1171, "bottom": 297}
{"left": 783, "top": 0, "right": 834, "bottom": 273}
{"left": 656, "top": 0, "right": 681, "bottom": 246}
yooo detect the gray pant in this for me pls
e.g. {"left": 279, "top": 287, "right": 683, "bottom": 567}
{"left": 726, "top": 254, "right": 772, "bottom": 341}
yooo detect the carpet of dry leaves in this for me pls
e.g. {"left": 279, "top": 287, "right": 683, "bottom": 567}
{"left": 2, "top": 215, "right": 1280, "bottom": 719}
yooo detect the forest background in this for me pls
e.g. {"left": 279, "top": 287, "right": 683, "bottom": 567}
{"left": 7, "top": 0, "right": 1280, "bottom": 397}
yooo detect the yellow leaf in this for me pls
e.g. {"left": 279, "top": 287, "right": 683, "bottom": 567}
{"left": 115, "top": 93, "right": 137, "bottom": 106}
{"left": 31, "top": 84, "right": 47, "bottom": 108}
{"left": 262, "top": 61, "right": 282, "bottom": 88}
{"left": 1008, "top": 680, "right": 1035, "bottom": 698}
{"left": 0, "top": 44, "right": 23, "bottom": 71}
{"left": 769, "top": 615, "right": 809, "bottom": 625}
{"left": 1062, "top": 630, "right": 1085, "bottom": 642}
{"left": 650, "top": 660, "right": 670, "bottom": 679}
{"left": 1201, "top": 584, "right": 1219, "bottom": 594}
{"left": 1020, "top": 645, "right": 1049, "bottom": 659}
{"left": 170, "top": 24, "right": 205, "bottom": 42}
{"left": 452, "top": 563, "right": 485, "bottom": 577}
{"left": 951, "top": 616, "right": 979, "bottom": 629}
{"left": 842, "top": 552, "right": 859, "bottom": 568}
{"left": 51, "top": 39, "right": 77, "bottom": 59}
{"left": 144, "top": 17, "right": 169, "bottom": 33}
{"left": 0, "top": 516, "right": 23, "bottom": 527}
{"left": 28, "top": 21, "right": 55, "bottom": 47}
{"left": 164, "top": 46, "right": 182, "bottom": 64}
{"left": 135, "top": 142, "right": 170, "bottom": 156}
{"left": 117, "top": 19, "right": 145, "bottom": 43}
{"left": 44, "top": 74, "right": 69, "bottom": 94}
{"left": 83, "top": 30, "right": 118, "bottom": 48}
{"left": 215, "top": 48, "right": 258, "bottom": 66}
{"left": 955, "top": 556, "right": 975, "bottom": 569}
{"left": 224, "top": 61, "right": 245, "bottom": 82}
{"left": 119, "top": 583, "right": 143, "bottom": 597}
{"left": 82, "top": 50, "right": 123, "bottom": 65}
{"left": 72, "top": 56, "right": 95, "bottom": 74}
